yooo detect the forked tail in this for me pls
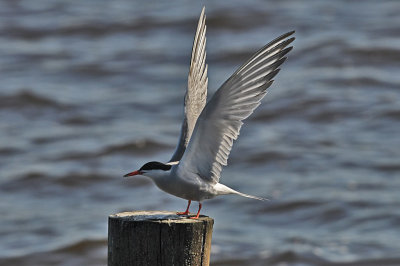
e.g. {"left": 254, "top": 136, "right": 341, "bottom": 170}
{"left": 235, "top": 191, "right": 268, "bottom": 201}
{"left": 215, "top": 183, "right": 268, "bottom": 201}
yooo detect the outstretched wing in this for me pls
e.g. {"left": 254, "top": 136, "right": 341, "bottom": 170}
{"left": 178, "top": 31, "right": 295, "bottom": 184}
{"left": 170, "top": 7, "right": 208, "bottom": 162}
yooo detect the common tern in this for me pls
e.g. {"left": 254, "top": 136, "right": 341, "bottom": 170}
{"left": 124, "top": 7, "right": 294, "bottom": 219}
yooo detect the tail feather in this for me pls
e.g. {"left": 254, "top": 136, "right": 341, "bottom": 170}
{"left": 214, "top": 183, "right": 268, "bottom": 201}
{"left": 236, "top": 191, "right": 269, "bottom": 201}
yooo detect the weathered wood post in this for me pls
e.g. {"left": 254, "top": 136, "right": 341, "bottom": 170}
{"left": 108, "top": 211, "right": 214, "bottom": 266}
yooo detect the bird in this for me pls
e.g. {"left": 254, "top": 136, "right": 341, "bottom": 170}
{"left": 124, "top": 7, "right": 295, "bottom": 219}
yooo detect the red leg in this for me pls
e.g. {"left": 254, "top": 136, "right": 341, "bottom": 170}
{"left": 177, "top": 200, "right": 191, "bottom": 215}
{"left": 189, "top": 202, "right": 202, "bottom": 219}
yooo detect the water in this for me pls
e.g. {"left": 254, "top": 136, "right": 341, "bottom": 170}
{"left": 1, "top": 1, "right": 400, "bottom": 265}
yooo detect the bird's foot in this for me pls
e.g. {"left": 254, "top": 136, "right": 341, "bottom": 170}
{"left": 189, "top": 202, "right": 202, "bottom": 219}
{"left": 177, "top": 200, "right": 191, "bottom": 215}
{"left": 189, "top": 214, "right": 200, "bottom": 219}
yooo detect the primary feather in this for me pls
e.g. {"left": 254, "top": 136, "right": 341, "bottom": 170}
{"left": 179, "top": 31, "right": 295, "bottom": 184}
{"left": 170, "top": 7, "right": 208, "bottom": 162}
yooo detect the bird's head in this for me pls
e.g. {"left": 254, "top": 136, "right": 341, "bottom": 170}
{"left": 124, "top": 161, "right": 173, "bottom": 178}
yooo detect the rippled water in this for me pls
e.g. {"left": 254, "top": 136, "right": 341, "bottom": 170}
{"left": 1, "top": 1, "right": 400, "bottom": 265}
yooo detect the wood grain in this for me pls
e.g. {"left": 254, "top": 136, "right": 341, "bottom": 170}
{"left": 108, "top": 211, "right": 214, "bottom": 266}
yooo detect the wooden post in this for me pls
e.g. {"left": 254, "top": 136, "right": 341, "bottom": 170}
{"left": 108, "top": 211, "right": 214, "bottom": 266}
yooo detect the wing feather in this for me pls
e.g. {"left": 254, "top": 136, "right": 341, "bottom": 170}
{"left": 170, "top": 7, "right": 208, "bottom": 162}
{"left": 179, "top": 31, "right": 295, "bottom": 183}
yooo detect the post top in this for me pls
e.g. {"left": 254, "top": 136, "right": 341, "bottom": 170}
{"left": 109, "top": 211, "right": 213, "bottom": 223}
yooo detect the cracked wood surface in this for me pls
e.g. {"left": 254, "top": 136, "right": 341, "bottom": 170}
{"left": 108, "top": 211, "right": 214, "bottom": 266}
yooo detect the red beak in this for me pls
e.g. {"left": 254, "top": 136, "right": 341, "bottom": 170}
{"left": 123, "top": 170, "right": 142, "bottom": 177}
